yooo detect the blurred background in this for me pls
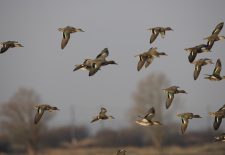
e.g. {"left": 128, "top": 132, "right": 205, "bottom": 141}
{"left": 0, "top": 0, "right": 225, "bottom": 155}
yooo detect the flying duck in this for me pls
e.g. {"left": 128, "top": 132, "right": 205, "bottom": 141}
{"left": 34, "top": 104, "right": 59, "bottom": 124}
{"left": 204, "top": 22, "right": 224, "bottom": 50}
{"left": 192, "top": 58, "right": 213, "bottom": 80}
{"left": 162, "top": 86, "right": 187, "bottom": 109}
{"left": 0, "top": 41, "right": 23, "bottom": 54}
{"left": 209, "top": 104, "right": 225, "bottom": 130}
{"left": 135, "top": 107, "right": 162, "bottom": 126}
{"left": 177, "top": 112, "right": 201, "bottom": 134}
{"left": 204, "top": 59, "right": 225, "bottom": 81}
{"left": 91, "top": 107, "right": 115, "bottom": 123}
{"left": 135, "top": 47, "right": 167, "bottom": 71}
{"left": 58, "top": 26, "right": 84, "bottom": 49}
{"left": 185, "top": 44, "right": 210, "bottom": 63}
{"left": 147, "top": 27, "right": 173, "bottom": 44}
{"left": 73, "top": 48, "right": 117, "bottom": 76}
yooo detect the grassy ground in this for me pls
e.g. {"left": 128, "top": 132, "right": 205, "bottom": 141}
{"left": 42, "top": 143, "right": 225, "bottom": 155}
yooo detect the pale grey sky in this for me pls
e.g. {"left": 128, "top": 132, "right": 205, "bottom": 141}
{"left": 0, "top": 0, "right": 225, "bottom": 132}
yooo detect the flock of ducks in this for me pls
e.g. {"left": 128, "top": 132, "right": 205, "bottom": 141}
{"left": 1, "top": 22, "right": 225, "bottom": 152}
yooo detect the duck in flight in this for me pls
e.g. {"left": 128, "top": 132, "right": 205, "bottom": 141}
{"left": 135, "top": 47, "right": 167, "bottom": 71}
{"left": 147, "top": 27, "right": 173, "bottom": 44}
{"left": 135, "top": 107, "right": 162, "bottom": 126}
{"left": 192, "top": 58, "right": 213, "bottom": 80}
{"left": 34, "top": 104, "right": 59, "bottom": 124}
{"left": 209, "top": 104, "right": 225, "bottom": 130}
{"left": 204, "top": 22, "right": 224, "bottom": 51}
{"left": 58, "top": 26, "right": 84, "bottom": 49}
{"left": 204, "top": 59, "right": 225, "bottom": 81}
{"left": 185, "top": 44, "right": 210, "bottom": 63}
{"left": 162, "top": 86, "right": 187, "bottom": 109}
{"left": 177, "top": 112, "right": 201, "bottom": 134}
{"left": 0, "top": 41, "right": 23, "bottom": 54}
{"left": 73, "top": 48, "right": 117, "bottom": 76}
{"left": 91, "top": 107, "right": 115, "bottom": 123}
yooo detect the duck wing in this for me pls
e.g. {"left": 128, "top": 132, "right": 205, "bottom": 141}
{"left": 166, "top": 92, "right": 174, "bottom": 109}
{"left": 213, "top": 59, "right": 221, "bottom": 76}
{"left": 0, "top": 46, "right": 9, "bottom": 54}
{"left": 61, "top": 32, "right": 70, "bottom": 49}
{"left": 181, "top": 118, "right": 189, "bottom": 134}
{"left": 188, "top": 50, "right": 197, "bottom": 63}
{"left": 91, "top": 116, "right": 99, "bottom": 123}
{"left": 150, "top": 29, "right": 159, "bottom": 44}
{"left": 212, "top": 22, "right": 224, "bottom": 35}
{"left": 144, "top": 107, "right": 155, "bottom": 120}
{"left": 193, "top": 64, "right": 202, "bottom": 80}
{"left": 213, "top": 117, "right": 222, "bottom": 130}
{"left": 144, "top": 57, "right": 153, "bottom": 68}
{"left": 34, "top": 107, "right": 45, "bottom": 124}
{"left": 137, "top": 55, "right": 147, "bottom": 71}
{"left": 96, "top": 48, "right": 109, "bottom": 59}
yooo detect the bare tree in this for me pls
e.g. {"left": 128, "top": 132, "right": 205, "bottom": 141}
{"left": 0, "top": 88, "right": 53, "bottom": 155}
{"left": 130, "top": 73, "right": 181, "bottom": 148}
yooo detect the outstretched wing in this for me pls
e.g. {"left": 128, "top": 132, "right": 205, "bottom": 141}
{"left": 61, "top": 32, "right": 70, "bottom": 49}
{"left": 188, "top": 50, "right": 197, "bottom": 63}
{"left": 34, "top": 108, "right": 45, "bottom": 124}
{"left": 90, "top": 116, "right": 99, "bottom": 123}
{"left": 193, "top": 64, "right": 202, "bottom": 80}
{"left": 166, "top": 92, "right": 174, "bottom": 109}
{"left": 144, "top": 107, "right": 155, "bottom": 121}
{"left": 100, "top": 107, "right": 107, "bottom": 115}
{"left": 137, "top": 55, "right": 147, "bottom": 71}
{"left": 145, "top": 57, "right": 153, "bottom": 68}
{"left": 213, "top": 117, "right": 222, "bottom": 130}
{"left": 213, "top": 59, "right": 221, "bottom": 76}
{"left": 96, "top": 48, "right": 109, "bottom": 59}
{"left": 181, "top": 118, "right": 189, "bottom": 134}
{"left": 73, "top": 64, "right": 85, "bottom": 71}
{"left": 0, "top": 46, "right": 9, "bottom": 54}
{"left": 150, "top": 30, "right": 159, "bottom": 44}
{"left": 212, "top": 22, "right": 224, "bottom": 35}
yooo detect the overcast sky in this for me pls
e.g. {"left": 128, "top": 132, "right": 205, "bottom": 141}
{"left": 0, "top": 0, "right": 225, "bottom": 132}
